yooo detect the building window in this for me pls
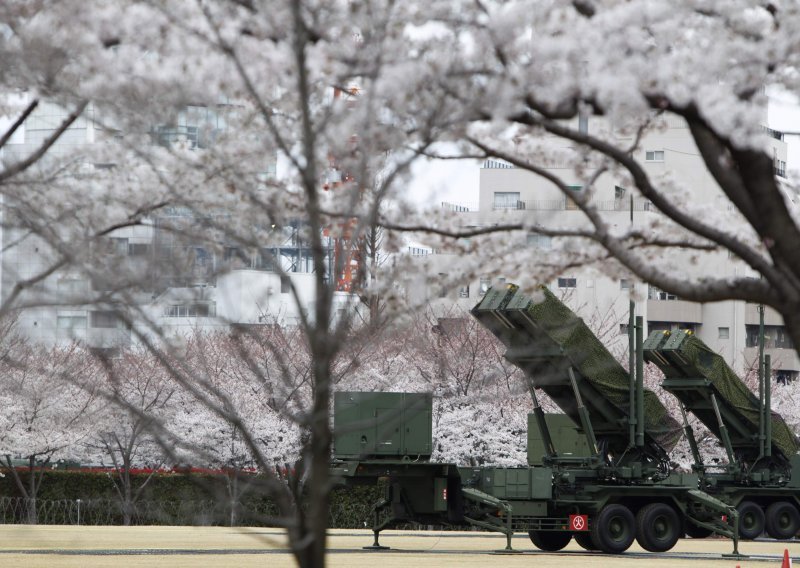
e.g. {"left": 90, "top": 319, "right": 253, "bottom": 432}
{"left": 479, "top": 275, "right": 491, "bottom": 296}
{"left": 565, "top": 185, "right": 583, "bottom": 210}
{"left": 128, "top": 243, "right": 151, "bottom": 256}
{"left": 57, "top": 316, "right": 87, "bottom": 330}
{"left": 528, "top": 234, "right": 552, "bottom": 249}
{"left": 111, "top": 237, "right": 128, "bottom": 256}
{"left": 619, "top": 323, "right": 629, "bottom": 335}
{"left": 493, "top": 192, "right": 521, "bottom": 210}
{"left": 620, "top": 279, "right": 631, "bottom": 290}
{"left": 645, "top": 150, "right": 665, "bottom": 162}
{"left": 578, "top": 115, "right": 588, "bottom": 134}
{"left": 438, "top": 273, "right": 448, "bottom": 298}
{"left": 746, "top": 325, "right": 794, "bottom": 349}
{"left": 615, "top": 185, "right": 627, "bottom": 200}
{"left": 58, "top": 278, "right": 89, "bottom": 296}
{"left": 458, "top": 285, "right": 470, "bottom": 298}
{"left": 648, "top": 285, "right": 677, "bottom": 301}
{"left": 224, "top": 246, "right": 249, "bottom": 268}
{"left": 280, "top": 275, "right": 291, "bottom": 294}
{"left": 558, "top": 277, "right": 577, "bottom": 289}
{"left": 163, "top": 303, "right": 216, "bottom": 318}
{"left": 718, "top": 327, "right": 730, "bottom": 339}
{"left": 90, "top": 310, "right": 121, "bottom": 328}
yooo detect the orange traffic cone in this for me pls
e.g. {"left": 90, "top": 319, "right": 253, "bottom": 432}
{"left": 783, "top": 548, "right": 792, "bottom": 568}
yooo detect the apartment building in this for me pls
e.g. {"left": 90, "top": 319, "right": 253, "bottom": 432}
{"left": 423, "top": 115, "right": 796, "bottom": 380}
{"left": 0, "top": 99, "right": 355, "bottom": 348}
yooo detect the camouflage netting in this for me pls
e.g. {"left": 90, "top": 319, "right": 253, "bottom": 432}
{"left": 661, "top": 333, "right": 799, "bottom": 459}
{"left": 521, "top": 286, "right": 682, "bottom": 452}
{"left": 476, "top": 286, "right": 681, "bottom": 452}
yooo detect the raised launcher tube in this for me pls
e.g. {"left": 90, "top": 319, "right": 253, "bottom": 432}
{"left": 471, "top": 284, "right": 681, "bottom": 468}
{"left": 643, "top": 330, "right": 799, "bottom": 470}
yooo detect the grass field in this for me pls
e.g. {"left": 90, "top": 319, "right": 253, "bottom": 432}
{"left": 0, "top": 526, "right": 797, "bottom": 567}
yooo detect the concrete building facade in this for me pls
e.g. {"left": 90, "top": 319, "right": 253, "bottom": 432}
{"left": 0, "top": 98, "right": 355, "bottom": 349}
{"left": 424, "top": 115, "right": 797, "bottom": 380}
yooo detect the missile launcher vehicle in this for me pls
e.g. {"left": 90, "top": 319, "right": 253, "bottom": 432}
{"left": 330, "top": 284, "right": 741, "bottom": 555}
{"left": 645, "top": 327, "right": 800, "bottom": 540}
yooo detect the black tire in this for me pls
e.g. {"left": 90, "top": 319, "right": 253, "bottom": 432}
{"left": 590, "top": 504, "right": 636, "bottom": 554}
{"left": 528, "top": 530, "right": 572, "bottom": 551}
{"left": 737, "top": 500, "right": 765, "bottom": 540}
{"left": 635, "top": 503, "right": 681, "bottom": 552}
{"left": 765, "top": 501, "right": 800, "bottom": 540}
{"left": 574, "top": 531, "right": 597, "bottom": 551}
{"left": 684, "top": 524, "right": 713, "bottom": 539}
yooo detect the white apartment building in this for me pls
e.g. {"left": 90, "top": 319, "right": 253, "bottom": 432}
{"left": 421, "top": 114, "right": 796, "bottom": 381}
{"left": 0, "top": 100, "right": 356, "bottom": 349}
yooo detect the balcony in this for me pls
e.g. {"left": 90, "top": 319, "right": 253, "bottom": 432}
{"left": 744, "top": 347, "right": 800, "bottom": 372}
{"left": 491, "top": 198, "right": 655, "bottom": 212}
{"left": 647, "top": 299, "right": 702, "bottom": 324}
{"left": 761, "top": 125, "right": 785, "bottom": 141}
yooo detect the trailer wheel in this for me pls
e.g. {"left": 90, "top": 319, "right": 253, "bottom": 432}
{"left": 528, "top": 530, "right": 572, "bottom": 551}
{"left": 573, "top": 531, "right": 597, "bottom": 551}
{"left": 590, "top": 504, "right": 636, "bottom": 554}
{"left": 765, "top": 501, "right": 800, "bottom": 540}
{"left": 635, "top": 503, "right": 680, "bottom": 552}
{"left": 736, "top": 500, "right": 765, "bottom": 540}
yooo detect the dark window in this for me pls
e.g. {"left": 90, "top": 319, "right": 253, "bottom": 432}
{"left": 91, "top": 310, "right": 119, "bottom": 328}
{"left": 648, "top": 285, "right": 678, "bottom": 301}
{"left": 439, "top": 273, "right": 448, "bottom": 298}
{"left": 281, "top": 276, "right": 291, "bottom": 294}
{"left": 746, "top": 325, "right": 794, "bottom": 349}
{"left": 128, "top": 243, "right": 150, "bottom": 256}
{"left": 558, "top": 277, "right": 577, "bottom": 289}
{"left": 224, "top": 246, "right": 249, "bottom": 268}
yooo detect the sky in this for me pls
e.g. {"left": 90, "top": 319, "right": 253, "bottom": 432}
{"left": 768, "top": 89, "right": 800, "bottom": 173}
{"left": 406, "top": 151, "right": 481, "bottom": 209}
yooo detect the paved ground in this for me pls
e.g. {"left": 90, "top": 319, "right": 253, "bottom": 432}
{"left": 0, "top": 526, "right": 797, "bottom": 567}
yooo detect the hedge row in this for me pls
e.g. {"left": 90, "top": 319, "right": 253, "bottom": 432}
{"left": 0, "top": 470, "right": 383, "bottom": 528}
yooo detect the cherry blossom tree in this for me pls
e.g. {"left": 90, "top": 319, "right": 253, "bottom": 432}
{"left": 86, "top": 348, "right": 176, "bottom": 526}
{"left": 0, "top": 342, "right": 99, "bottom": 523}
{"left": 4, "top": 1, "right": 800, "bottom": 565}
{"left": 1, "top": 1, "right": 442, "bottom": 563}
{"left": 384, "top": 1, "right": 800, "bottom": 352}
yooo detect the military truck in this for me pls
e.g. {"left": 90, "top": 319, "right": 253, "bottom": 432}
{"left": 331, "top": 284, "right": 740, "bottom": 555}
{"left": 644, "top": 325, "right": 800, "bottom": 540}
{"left": 469, "top": 283, "right": 738, "bottom": 553}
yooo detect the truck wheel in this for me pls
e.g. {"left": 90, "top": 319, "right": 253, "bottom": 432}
{"left": 765, "top": 501, "right": 800, "bottom": 540}
{"left": 590, "top": 504, "right": 635, "bottom": 554}
{"left": 574, "top": 531, "right": 597, "bottom": 551}
{"left": 737, "top": 501, "right": 765, "bottom": 540}
{"left": 635, "top": 503, "right": 680, "bottom": 552}
{"left": 684, "top": 524, "right": 713, "bottom": 539}
{"left": 528, "top": 530, "right": 572, "bottom": 551}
